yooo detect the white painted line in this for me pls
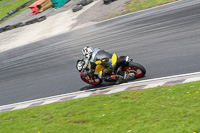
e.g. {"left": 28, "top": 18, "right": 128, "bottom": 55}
{"left": 120, "top": 72, "right": 200, "bottom": 86}
{"left": 14, "top": 104, "right": 30, "bottom": 110}
{"left": 0, "top": 90, "right": 85, "bottom": 109}
{"left": 106, "top": 88, "right": 126, "bottom": 94}
{"left": 143, "top": 82, "right": 166, "bottom": 89}
{"left": 1, "top": 72, "right": 200, "bottom": 111}
{"left": 182, "top": 77, "right": 200, "bottom": 83}
{"left": 73, "top": 92, "right": 93, "bottom": 99}
{"left": 41, "top": 99, "right": 60, "bottom": 105}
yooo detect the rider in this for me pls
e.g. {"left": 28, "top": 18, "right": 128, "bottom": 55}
{"left": 81, "top": 46, "right": 126, "bottom": 84}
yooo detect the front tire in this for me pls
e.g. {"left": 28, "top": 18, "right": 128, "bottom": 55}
{"left": 80, "top": 74, "right": 102, "bottom": 85}
{"left": 123, "top": 62, "right": 146, "bottom": 78}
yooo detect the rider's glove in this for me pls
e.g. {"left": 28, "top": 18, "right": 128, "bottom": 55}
{"left": 81, "top": 69, "right": 94, "bottom": 76}
{"left": 88, "top": 69, "right": 95, "bottom": 76}
{"left": 82, "top": 71, "right": 88, "bottom": 76}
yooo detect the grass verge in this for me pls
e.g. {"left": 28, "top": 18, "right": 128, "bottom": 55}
{"left": 0, "top": 81, "right": 200, "bottom": 133}
{"left": 0, "top": 0, "right": 13, "bottom": 4}
{"left": 110, "top": 0, "right": 177, "bottom": 18}
{"left": 0, "top": 0, "right": 37, "bottom": 24}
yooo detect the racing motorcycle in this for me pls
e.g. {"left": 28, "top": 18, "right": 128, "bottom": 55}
{"left": 76, "top": 55, "right": 146, "bottom": 85}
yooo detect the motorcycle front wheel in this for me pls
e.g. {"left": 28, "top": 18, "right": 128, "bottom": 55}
{"left": 80, "top": 73, "right": 102, "bottom": 85}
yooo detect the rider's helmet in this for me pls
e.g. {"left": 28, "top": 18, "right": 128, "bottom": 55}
{"left": 82, "top": 46, "right": 94, "bottom": 59}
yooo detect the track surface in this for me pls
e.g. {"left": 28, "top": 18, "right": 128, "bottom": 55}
{"left": 0, "top": 0, "right": 200, "bottom": 106}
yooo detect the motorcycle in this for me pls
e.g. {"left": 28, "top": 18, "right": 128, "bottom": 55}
{"left": 76, "top": 55, "right": 146, "bottom": 85}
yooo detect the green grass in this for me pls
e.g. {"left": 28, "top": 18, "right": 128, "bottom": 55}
{"left": 0, "top": 0, "right": 37, "bottom": 24}
{"left": 110, "top": 0, "right": 177, "bottom": 18}
{"left": 0, "top": 0, "right": 12, "bottom": 4}
{"left": 1, "top": 81, "right": 200, "bottom": 133}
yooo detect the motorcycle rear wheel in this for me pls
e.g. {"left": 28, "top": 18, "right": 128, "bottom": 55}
{"left": 123, "top": 62, "right": 146, "bottom": 78}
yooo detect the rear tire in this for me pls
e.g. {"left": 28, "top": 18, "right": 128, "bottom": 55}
{"left": 25, "top": 20, "right": 33, "bottom": 25}
{"left": 3, "top": 25, "right": 14, "bottom": 31}
{"left": 77, "top": 0, "right": 87, "bottom": 6}
{"left": 14, "top": 22, "right": 24, "bottom": 28}
{"left": 86, "top": 0, "right": 93, "bottom": 5}
{"left": 103, "top": 0, "right": 112, "bottom": 4}
{"left": 0, "top": 28, "right": 4, "bottom": 33}
{"left": 123, "top": 62, "right": 146, "bottom": 78}
{"left": 37, "top": 16, "right": 46, "bottom": 22}
{"left": 72, "top": 5, "right": 83, "bottom": 12}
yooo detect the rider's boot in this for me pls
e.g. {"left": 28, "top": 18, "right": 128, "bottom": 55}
{"left": 110, "top": 75, "right": 124, "bottom": 84}
{"left": 124, "top": 71, "right": 136, "bottom": 79}
{"left": 115, "top": 75, "right": 124, "bottom": 85}
{"left": 117, "top": 68, "right": 129, "bottom": 80}
{"left": 123, "top": 71, "right": 129, "bottom": 80}
{"left": 103, "top": 75, "right": 124, "bottom": 84}
{"left": 115, "top": 71, "right": 135, "bottom": 85}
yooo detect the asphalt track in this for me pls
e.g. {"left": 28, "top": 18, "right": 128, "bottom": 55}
{"left": 0, "top": 0, "right": 200, "bottom": 106}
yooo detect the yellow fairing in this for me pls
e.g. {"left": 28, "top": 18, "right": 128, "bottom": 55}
{"left": 112, "top": 53, "right": 117, "bottom": 66}
{"left": 95, "top": 60, "right": 102, "bottom": 65}
{"left": 95, "top": 65, "right": 105, "bottom": 74}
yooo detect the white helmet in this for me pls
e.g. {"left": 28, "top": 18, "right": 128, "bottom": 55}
{"left": 82, "top": 46, "right": 94, "bottom": 58}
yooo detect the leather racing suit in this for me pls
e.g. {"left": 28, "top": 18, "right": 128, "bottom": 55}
{"left": 82, "top": 48, "right": 123, "bottom": 83}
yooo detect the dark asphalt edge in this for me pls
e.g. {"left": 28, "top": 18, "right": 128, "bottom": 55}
{"left": 1, "top": 71, "right": 200, "bottom": 113}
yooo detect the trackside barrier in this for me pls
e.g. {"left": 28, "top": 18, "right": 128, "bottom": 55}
{"left": 103, "top": 0, "right": 116, "bottom": 5}
{"left": 19, "top": 0, "right": 34, "bottom": 8}
{"left": 72, "top": 0, "right": 93, "bottom": 12}
{"left": 7, "top": 0, "right": 34, "bottom": 15}
{"left": 37, "top": 0, "right": 53, "bottom": 12}
{"left": 103, "top": 0, "right": 110, "bottom": 4}
{"left": 0, "top": 0, "right": 34, "bottom": 22}
{"left": 29, "top": 0, "right": 44, "bottom": 15}
{"left": 7, "top": 8, "right": 20, "bottom": 15}
{"left": 29, "top": 0, "right": 53, "bottom": 15}
{"left": 51, "top": 0, "right": 70, "bottom": 8}
{"left": 0, "top": 16, "right": 47, "bottom": 34}
{"left": 0, "top": 15, "right": 11, "bottom": 22}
